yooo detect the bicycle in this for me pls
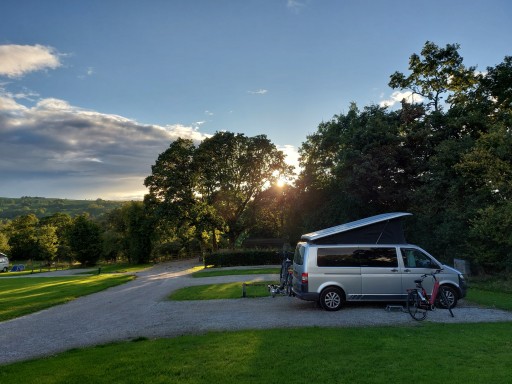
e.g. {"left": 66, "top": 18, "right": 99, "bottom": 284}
{"left": 268, "top": 251, "right": 294, "bottom": 297}
{"left": 406, "top": 269, "right": 455, "bottom": 321}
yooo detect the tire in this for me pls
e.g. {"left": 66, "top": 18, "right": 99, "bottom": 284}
{"left": 279, "top": 266, "right": 286, "bottom": 285}
{"left": 282, "top": 273, "right": 292, "bottom": 296}
{"left": 319, "top": 287, "right": 344, "bottom": 311}
{"left": 2, "top": 267, "right": 7, "bottom": 273}
{"left": 437, "top": 285, "right": 458, "bottom": 309}
{"left": 407, "top": 291, "right": 427, "bottom": 321}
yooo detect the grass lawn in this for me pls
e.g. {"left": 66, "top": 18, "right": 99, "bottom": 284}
{"left": 466, "top": 288, "right": 512, "bottom": 311}
{"left": 191, "top": 267, "right": 279, "bottom": 278}
{"left": 1, "top": 323, "right": 512, "bottom": 383}
{"left": 169, "top": 280, "right": 276, "bottom": 300}
{"left": 0, "top": 275, "right": 134, "bottom": 321}
{"left": 466, "top": 275, "right": 512, "bottom": 311}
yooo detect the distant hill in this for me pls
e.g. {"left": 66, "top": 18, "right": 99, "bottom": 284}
{"left": 0, "top": 197, "right": 127, "bottom": 220}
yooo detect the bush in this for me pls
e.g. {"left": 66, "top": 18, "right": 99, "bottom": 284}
{"left": 204, "top": 250, "right": 281, "bottom": 267}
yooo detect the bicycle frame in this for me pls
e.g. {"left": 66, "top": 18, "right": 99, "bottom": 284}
{"left": 407, "top": 269, "right": 454, "bottom": 320}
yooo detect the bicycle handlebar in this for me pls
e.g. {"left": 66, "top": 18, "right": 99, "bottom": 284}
{"left": 420, "top": 269, "right": 444, "bottom": 277}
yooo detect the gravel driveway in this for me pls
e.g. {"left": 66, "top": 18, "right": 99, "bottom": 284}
{"left": 1, "top": 259, "right": 512, "bottom": 365}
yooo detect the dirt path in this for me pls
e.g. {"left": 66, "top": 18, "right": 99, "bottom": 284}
{"left": 1, "top": 259, "right": 511, "bottom": 365}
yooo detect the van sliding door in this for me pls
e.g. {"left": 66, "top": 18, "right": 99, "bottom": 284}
{"left": 360, "top": 247, "right": 402, "bottom": 300}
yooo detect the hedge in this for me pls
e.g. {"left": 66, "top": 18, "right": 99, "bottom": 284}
{"left": 204, "top": 250, "right": 282, "bottom": 267}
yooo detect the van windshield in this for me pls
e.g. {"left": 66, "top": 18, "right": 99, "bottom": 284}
{"left": 293, "top": 244, "right": 305, "bottom": 266}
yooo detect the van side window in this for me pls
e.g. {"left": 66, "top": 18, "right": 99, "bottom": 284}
{"left": 317, "top": 247, "right": 359, "bottom": 267}
{"left": 358, "top": 248, "right": 397, "bottom": 267}
{"left": 401, "top": 248, "right": 438, "bottom": 269}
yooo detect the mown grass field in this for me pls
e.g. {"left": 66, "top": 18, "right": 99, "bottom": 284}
{"left": 0, "top": 274, "right": 134, "bottom": 321}
{"left": 169, "top": 280, "right": 275, "bottom": 300}
{"left": 1, "top": 323, "right": 511, "bottom": 383}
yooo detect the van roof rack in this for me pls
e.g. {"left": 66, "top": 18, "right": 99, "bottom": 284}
{"left": 301, "top": 212, "right": 412, "bottom": 245}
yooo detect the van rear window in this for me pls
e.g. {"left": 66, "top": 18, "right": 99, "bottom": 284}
{"left": 293, "top": 245, "right": 305, "bottom": 266}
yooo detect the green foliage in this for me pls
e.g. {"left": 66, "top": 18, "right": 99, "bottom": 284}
{"left": 0, "top": 197, "right": 124, "bottom": 220}
{"left": 145, "top": 132, "right": 293, "bottom": 252}
{"left": 67, "top": 215, "right": 102, "bottom": 266}
{"left": 389, "top": 41, "right": 478, "bottom": 111}
{"left": 103, "top": 202, "right": 154, "bottom": 264}
{"left": 204, "top": 250, "right": 280, "bottom": 267}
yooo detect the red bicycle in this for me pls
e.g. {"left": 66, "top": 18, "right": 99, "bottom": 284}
{"left": 406, "top": 269, "right": 455, "bottom": 321}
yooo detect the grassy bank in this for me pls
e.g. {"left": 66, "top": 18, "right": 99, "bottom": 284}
{"left": 0, "top": 274, "right": 134, "bottom": 321}
{"left": 1, "top": 323, "right": 511, "bottom": 383}
{"left": 169, "top": 280, "right": 275, "bottom": 300}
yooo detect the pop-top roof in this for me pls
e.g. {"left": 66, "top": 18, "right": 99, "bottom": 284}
{"left": 301, "top": 212, "right": 412, "bottom": 245}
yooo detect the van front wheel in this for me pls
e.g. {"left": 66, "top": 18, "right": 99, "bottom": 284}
{"left": 320, "top": 287, "right": 344, "bottom": 311}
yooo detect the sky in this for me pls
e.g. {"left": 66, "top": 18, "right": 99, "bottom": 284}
{"left": 1, "top": 0, "right": 511, "bottom": 200}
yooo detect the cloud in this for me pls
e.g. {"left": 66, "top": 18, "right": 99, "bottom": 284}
{"left": 0, "top": 93, "right": 210, "bottom": 199}
{"left": 78, "top": 67, "right": 95, "bottom": 79}
{"left": 277, "top": 144, "right": 300, "bottom": 172}
{"left": 248, "top": 89, "right": 268, "bottom": 95}
{"left": 287, "top": 0, "right": 306, "bottom": 12}
{"left": 379, "top": 91, "right": 424, "bottom": 108}
{"left": 0, "top": 44, "right": 62, "bottom": 78}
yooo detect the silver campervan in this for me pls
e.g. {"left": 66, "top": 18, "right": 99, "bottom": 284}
{"left": 292, "top": 213, "right": 467, "bottom": 311}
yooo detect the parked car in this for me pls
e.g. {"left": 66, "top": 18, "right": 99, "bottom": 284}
{"left": 292, "top": 212, "right": 467, "bottom": 311}
{"left": 0, "top": 252, "right": 9, "bottom": 273}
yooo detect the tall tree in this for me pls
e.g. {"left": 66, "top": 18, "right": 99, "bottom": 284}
{"left": 144, "top": 132, "right": 292, "bottom": 249}
{"left": 5, "top": 214, "right": 39, "bottom": 260}
{"left": 39, "top": 213, "right": 73, "bottom": 261}
{"left": 389, "top": 41, "right": 478, "bottom": 112}
{"left": 67, "top": 215, "right": 102, "bottom": 266}
{"left": 144, "top": 138, "right": 212, "bottom": 251}
{"left": 297, "top": 104, "right": 413, "bottom": 232}
{"left": 194, "top": 132, "right": 292, "bottom": 246}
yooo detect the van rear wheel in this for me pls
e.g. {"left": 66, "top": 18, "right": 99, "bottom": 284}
{"left": 320, "top": 287, "right": 344, "bottom": 311}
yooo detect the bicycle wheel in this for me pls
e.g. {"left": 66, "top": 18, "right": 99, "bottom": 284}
{"left": 407, "top": 291, "right": 427, "bottom": 321}
{"left": 439, "top": 286, "right": 455, "bottom": 317}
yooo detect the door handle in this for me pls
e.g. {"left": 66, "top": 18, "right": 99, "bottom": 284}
{"left": 391, "top": 269, "right": 398, "bottom": 272}
{"left": 403, "top": 269, "right": 410, "bottom": 273}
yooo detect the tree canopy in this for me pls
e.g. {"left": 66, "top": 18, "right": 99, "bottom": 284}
{"left": 144, "top": 132, "right": 293, "bottom": 250}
